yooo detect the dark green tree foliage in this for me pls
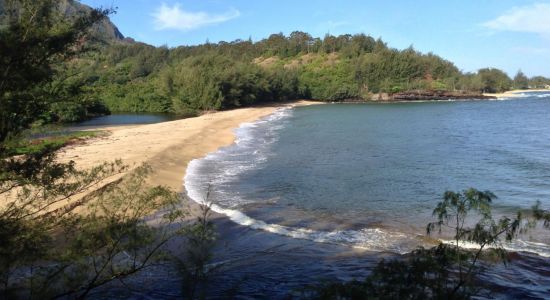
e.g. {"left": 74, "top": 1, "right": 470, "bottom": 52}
{"left": 73, "top": 31, "right": 492, "bottom": 112}
{"left": 314, "top": 189, "right": 528, "bottom": 299}
{"left": 24, "top": 13, "right": 548, "bottom": 117}
{"left": 178, "top": 190, "right": 218, "bottom": 299}
{"left": 513, "top": 70, "right": 529, "bottom": 90}
{"left": 0, "top": 158, "right": 191, "bottom": 298}
{"left": 0, "top": 2, "right": 215, "bottom": 298}
{"left": 0, "top": 0, "right": 112, "bottom": 141}
{"left": 478, "top": 68, "right": 512, "bottom": 93}
{"left": 528, "top": 76, "right": 550, "bottom": 89}
{"left": 316, "top": 245, "right": 461, "bottom": 300}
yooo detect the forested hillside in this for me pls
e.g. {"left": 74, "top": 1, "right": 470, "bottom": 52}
{"left": 67, "top": 30, "right": 547, "bottom": 117}
{"left": 3, "top": 0, "right": 550, "bottom": 121}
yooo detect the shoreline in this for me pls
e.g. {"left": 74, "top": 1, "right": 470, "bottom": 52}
{"left": 58, "top": 100, "right": 321, "bottom": 193}
{"left": 483, "top": 88, "right": 549, "bottom": 99}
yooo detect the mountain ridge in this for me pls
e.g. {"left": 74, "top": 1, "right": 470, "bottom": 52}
{"left": 0, "top": 0, "right": 128, "bottom": 44}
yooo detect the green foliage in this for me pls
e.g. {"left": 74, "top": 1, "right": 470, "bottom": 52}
{"left": 6, "top": 130, "right": 99, "bottom": 155}
{"left": 0, "top": 160, "right": 192, "bottom": 298}
{"left": 6, "top": 0, "right": 544, "bottom": 123}
{"left": 315, "top": 245, "right": 466, "bottom": 300}
{"left": 528, "top": 76, "right": 550, "bottom": 89}
{"left": 513, "top": 70, "right": 529, "bottom": 90}
{"left": 0, "top": 3, "right": 218, "bottom": 298}
{"left": 69, "top": 31, "right": 509, "bottom": 114}
{"left": 314, "top": 188, "right": 529, "bottom": 299}
{"left": 178, "top": 189, "right": 218, "bottom": 299}
{"left": 299, "top": 55, "right": 359, "bottom": 100}
{"left": 478, "top": 68, "right": 512, "bottom": 93}
{"left": 426, "top": 189, "right": 523, "bottom": 295}
{"left": 0, "top": 0, "right": 112, "bottom": 141}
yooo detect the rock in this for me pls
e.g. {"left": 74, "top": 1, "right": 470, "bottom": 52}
{"left": 390, "top": 90, "right": 496, "bottom": 101}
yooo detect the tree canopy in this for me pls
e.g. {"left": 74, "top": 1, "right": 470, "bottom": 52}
{"left": 58, "top": 30, "right": 549, "bottom": 118}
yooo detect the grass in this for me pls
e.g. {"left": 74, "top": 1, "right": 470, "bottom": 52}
{"left": 10, "top": 129, "right": 103, "bottom": 155}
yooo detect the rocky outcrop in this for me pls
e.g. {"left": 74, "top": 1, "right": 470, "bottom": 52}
{"left": 0, "top": 0, "right": 127, "bottom": 44}
{"left": 365, "top": 90, "right": 496, "bottom": 102}
{"left": 60, "top": 0, "right": 125, "bottom": 43}
{"left": 389, "top": 90, "right": 496, "bottom": 101}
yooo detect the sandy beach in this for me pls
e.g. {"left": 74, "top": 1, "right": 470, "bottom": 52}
{"left": 484, "top": 89, "right": 549, "bottom": 99}
{"left": 58, "top": 101, "right": 320, "bottom": 193}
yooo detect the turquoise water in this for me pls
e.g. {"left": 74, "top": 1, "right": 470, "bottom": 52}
{"left": 186, "top": 92, "right": 550, "bottom": 256}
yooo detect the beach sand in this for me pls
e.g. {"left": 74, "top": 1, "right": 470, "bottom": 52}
{"left": 484, "top": 89, "right": 549, "bottom": 99}
{"left": 58, "top": 100, "right": 320, "bottom": 193}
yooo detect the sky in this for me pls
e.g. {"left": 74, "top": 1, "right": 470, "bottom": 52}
{"left": 81, "top": 0, "right": 550, "bottom": 77}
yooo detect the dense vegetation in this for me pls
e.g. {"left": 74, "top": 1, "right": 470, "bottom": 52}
{"left": 0, "top": 1, "right": 216, "bottom": 298}
{"left": 3, "top": 0, "right": 549, "bottom": 122}
{"left": 67, "top": 31, "right": 550, "bottom": 118}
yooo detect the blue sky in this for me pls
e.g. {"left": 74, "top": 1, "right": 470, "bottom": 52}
{"left": 81, "top": 0, "right": 550, "bottom": 77}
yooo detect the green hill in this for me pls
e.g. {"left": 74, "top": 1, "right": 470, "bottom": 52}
{"left": 72, "top": 32, "right": 522, "bottom": 115}
{"left": 3, "top": 1, "right": 549, "bottom": 120}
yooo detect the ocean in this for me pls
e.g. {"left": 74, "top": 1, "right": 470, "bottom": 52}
{"left": 182, "top": 92, "right": 550, "bottom": 298}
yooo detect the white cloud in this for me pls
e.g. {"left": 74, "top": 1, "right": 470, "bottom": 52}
{"left": 153, "top": 3, "right": 240, "bottom": 31}
{"left": 483, "top": 3, "right": 550, "bottom": 35}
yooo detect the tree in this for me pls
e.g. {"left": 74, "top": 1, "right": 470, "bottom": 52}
{"left": 528, "top": 76, "right": 550, "bottom": 89}
{"left": 0, "top": 1, "right": 216, "bottom": 298}
{"left": 0, "top": 162, "right": 188, "bottom": 298}
{"left": 477, "top": 68, "right": 512, "bottom": 93}
{"left": 315, "top": 188, "right": 527, "bottom": 299}
{"left": 178, "top": 189, "right": 218, "bottom": 299}
{"left": 288, "top": 31, "right": 312, "bottom": 55}
{"left": 0, "top": 0, "right": 112, "bottom": 142}
{"left": 426, "top": 189, "right": 523, "bottom": 296}
{"left": 513, "top": 70, "right": 529, "bottom": 90}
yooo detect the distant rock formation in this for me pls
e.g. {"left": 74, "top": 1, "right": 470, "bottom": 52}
{"left": 60, "top": 0, "right": 125, "bottom": 43}
{"left": 390, "top": 90, "right": 496, "bottom": 101}
{"left": 0, "top": 0, "right": 128, "bottom": 44}
{"left": 365, "top": 90, "right": 496, "bottom": 102}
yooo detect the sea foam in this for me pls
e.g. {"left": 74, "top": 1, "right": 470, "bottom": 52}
{"left": 439, "top": 239, "right": 550, "bottom": 258}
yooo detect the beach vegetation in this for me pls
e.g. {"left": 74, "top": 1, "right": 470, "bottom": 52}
{"left": 477, "top": 68, "right": 512, "bottom": 93}
{"left": 177, "top": 190, "right": 218, "bottom": 299}
{"left": 0, "top": 1, "right": 217, "bottom": 298}
{"left": 313, "top": 188, "right": 538, "bottom": 299}
{"left": 528, "top": 76, "right": 550, "bottom": 89}
{"left": 5, "top": 129, "right": 100, "bottom": 156}
{"left": 513, "top": 70, "right": 529, "bottom": 90}
{"left": 60, "top": 30, "right": 545, "bottom": 117}
{"left": 0, "top": 0, "right": 113, "bottom": 142}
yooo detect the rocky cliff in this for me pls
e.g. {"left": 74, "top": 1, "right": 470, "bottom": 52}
{"left": 0, "top": 0, "right": 127, "bottom": 44}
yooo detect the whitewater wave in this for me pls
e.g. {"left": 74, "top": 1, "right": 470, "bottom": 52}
{"left": 508, "top": 92, "right": 550, "bottom": 99}
{"left": 185, "top": 191, "right": 412, "bottom": 253}
{"left": 439, "top": 239, "right": 550, "bottom": 258}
